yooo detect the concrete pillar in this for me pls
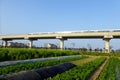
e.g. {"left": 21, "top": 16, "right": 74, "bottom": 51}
{"left": 104, "top": 38, "right": 111, "bottom": 53}
{"left": 60, "top": 39, "right": 64, "bottom": 50}
{"left": 3, "top": 40, "right": 7, "bottom": 48}
{"left": 29, "top": 39, "right": 33, "bottom": 48}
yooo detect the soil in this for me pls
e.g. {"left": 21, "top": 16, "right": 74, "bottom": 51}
{"left": 71, "top": 56, "right": 101, "bottom": 66}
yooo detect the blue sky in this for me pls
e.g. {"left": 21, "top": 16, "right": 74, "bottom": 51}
{"left": 0, "top": 0, "right": 120, "bottom": 49}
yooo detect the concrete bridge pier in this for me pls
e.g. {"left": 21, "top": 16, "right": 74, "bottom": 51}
{"left": 29, "top": 39, "right": 33, "bottom": 48}
{"left": 104, "top": 38, "right": 111, "bottom": 53}
{"left": 60, "top": 39, "right": 64, "bottom": 50}
{"left": 28, "top": 39, "right": 37, "bottom": 48}
{"left": 3, "top": 40, "right": 8, "bottom": 48}
{"left": 59, "top": 38, "right": 67, "bottom": 50}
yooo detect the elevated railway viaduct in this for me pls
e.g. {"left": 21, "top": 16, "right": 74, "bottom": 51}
{"left": 0, "top": 30, "right": 120, "bottom": 53}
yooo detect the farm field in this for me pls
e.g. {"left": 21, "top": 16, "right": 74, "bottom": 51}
{"left": 98, "top": 57, "right": 120, "bottom": 80}
{"left": 0, "top": 55, "right": 81, "bottom": 67}
{"left": 71, "top": 56, "right": 101, "bottom": 66}
{"left": 0, "top": 48, "right": 79, "bottom": 61}
{"left": 48, "top": 56, "right": 120, "bottom": 80}
{"left": 0, "top": 56, "right": 87, "bottom": 76}
{"left": 0, "top": 48, "right": 120, "bottom": 80}
{"left": 48, "top": 57, "right": 106, "bottom": 80}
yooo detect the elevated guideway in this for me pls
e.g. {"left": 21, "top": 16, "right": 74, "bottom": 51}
{"left": 0, "top": 29, "right": 120, "bottom": 53}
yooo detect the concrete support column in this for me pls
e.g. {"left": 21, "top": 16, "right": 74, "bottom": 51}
{"left": 29, "top": 39, "right": 33, "bottom": 48}
{"left": 104, "top": 38, "right": 111, "bottom": 53}
{"left": 60, "top": 39, "right": 64, "bottom": 50}
{"left": 3, "top": 40, "right": 8, "bottom": 48}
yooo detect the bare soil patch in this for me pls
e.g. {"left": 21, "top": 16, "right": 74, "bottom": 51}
{"left": 71, "top": 56, "right": 100, "bottom": 66}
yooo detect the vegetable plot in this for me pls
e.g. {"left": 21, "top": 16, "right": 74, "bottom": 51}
{"left": 0, "top": 48, "right": 79, "bottom": 61}
{"left": 98, "top": 57, "right": 120, "bottom": 80}
{"left": 48, "top": 57, "right": 106, "bottom": 80}
{"left": 0, "top": 56, "right": 87, "bottom": 76}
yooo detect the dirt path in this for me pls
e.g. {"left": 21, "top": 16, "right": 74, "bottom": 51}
{"left": 71, "top": 56, "right": 101, "bottom": 66}
{"left": 88, "top": 57, "right": 108, "bottom": 80}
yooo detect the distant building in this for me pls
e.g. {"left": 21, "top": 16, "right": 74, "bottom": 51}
{"left": 47, "top": 43, "right": 57, "bottom": 49}
{"left": 7, "top": 42, "right": 27, "bottom": 48}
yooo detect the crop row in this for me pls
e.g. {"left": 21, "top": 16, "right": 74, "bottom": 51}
{"left": 0, "top": 56, "right": 87, "bottom": 75}
{"left": 48, "top": 57, "right": 106, "bottom": 80}
{"left": 98, "top": 57, "right": 120, "bottom": 80}
{"left": 0, "top": 48, "right": 79, "bottom": 61}
{"left": 1, "top": 48, "right": 120, "bottom": 62}
{"left": 79, "top": 51, "right": 120, "bottom": 57}
{"left": 117, "top": 58, "right": 120, "bottom": 79}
